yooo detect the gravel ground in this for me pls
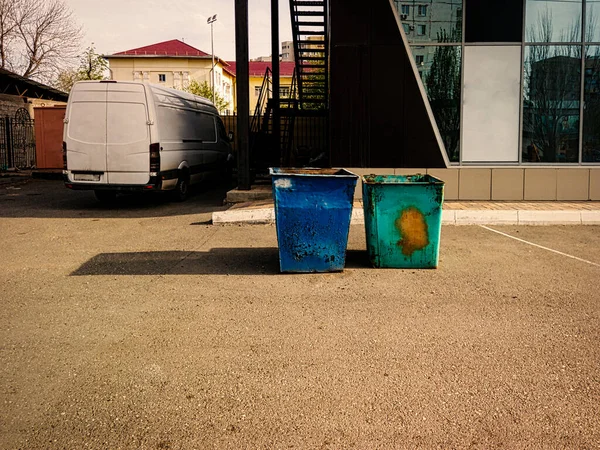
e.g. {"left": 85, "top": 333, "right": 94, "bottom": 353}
{"left": 1, "top": 180, "right": 599, "bottom": 449}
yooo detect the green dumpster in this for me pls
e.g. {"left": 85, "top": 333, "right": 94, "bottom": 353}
{"left": 362, "top": 174, "right": 444, "bottom": 269}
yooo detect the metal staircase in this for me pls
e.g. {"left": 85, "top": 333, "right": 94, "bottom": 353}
{"left": 289, "top": 0, "right": 328, "bottom": 110}
{"left": 250, "top": 68, "right": 299, "bottom": 169}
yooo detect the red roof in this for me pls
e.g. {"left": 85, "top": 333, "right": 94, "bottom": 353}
{"left": 112, "top": 39, "right": 209, "bottom": 57}
{"left": 227, "top": 61, "right": 296, "bottom": 77}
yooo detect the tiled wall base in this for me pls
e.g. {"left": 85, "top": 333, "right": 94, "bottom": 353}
{"left": 346, "top": 168, "right": 600, "bottom": 201}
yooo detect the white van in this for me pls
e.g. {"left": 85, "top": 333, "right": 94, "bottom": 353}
{"left": 63, "top": 81, "right": 233, "bottom": 201}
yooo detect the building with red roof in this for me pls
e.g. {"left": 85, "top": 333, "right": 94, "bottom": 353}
{"left": 105, "top": 39, "right": 236, "bottom": 113}
{"left": 226, "top": 61, "right": 296, "bottom": 113}
{"left": 104, "top": 39, "right": 299, "bottom": 114}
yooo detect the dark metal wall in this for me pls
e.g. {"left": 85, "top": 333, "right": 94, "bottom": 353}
{"left": 329, "top": 0, "right": 447, "bottom": 168}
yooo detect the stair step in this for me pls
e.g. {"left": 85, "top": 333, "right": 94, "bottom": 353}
{"left": 298, "top": 56, "right": 325, "bottom": 61}
{"left": 298, "top": 39, "right": 325, "bottom": 45}
{"left": 294, "top": 1, "right": 325, "bottom": 6}
{"left": 297, "top": 46, "right": 325, "bottom": 52}
{"left": 296, "top": 10, "right": 324, "bottom": 16}
{"left": 296, "top": 21, "right": 326, "bottom": 26}
{"left": 297, "top": 30, "right": 324, "bottom": 35}
{"left": 298, "top": 64, "right": 326, "bottom": 69}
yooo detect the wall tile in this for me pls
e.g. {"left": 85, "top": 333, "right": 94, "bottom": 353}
{"left": 557, "top": 169, "right": 590, "bottom": 201}
{"left": 524, "top": 169, "right": 557, "bottom": 200}
{"left": 491, "top": 169, "right": 524, "bottom": 200}
{"left": 427, "top": 168, "right": 459, "bottom": 200}
{"left": 589, "top": 169, "right": 600, "bottom": 200}
{"left": 459, "top": 169, "right": 492, "bottom": 200}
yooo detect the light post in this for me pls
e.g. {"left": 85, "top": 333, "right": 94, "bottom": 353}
{"left": 207, "top": 14, "right": 217, "bottom": 104}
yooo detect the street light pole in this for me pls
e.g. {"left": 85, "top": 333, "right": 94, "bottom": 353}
{"left": 207, "top": 14, "right": 218, "bottom": 104}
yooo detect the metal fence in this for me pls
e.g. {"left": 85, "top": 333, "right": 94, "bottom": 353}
{"left": 0, "top": 117, "right": 36, "bottom": 170}
{"left": 222, "top": 114, "right": 328, "bottom": 166}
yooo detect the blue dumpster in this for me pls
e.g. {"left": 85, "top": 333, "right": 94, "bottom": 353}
{"left": 270, "top": 168, "right": 358, "bottom": 273}
{"left": 362, "top": 174, "right": 444, "bottom": 269}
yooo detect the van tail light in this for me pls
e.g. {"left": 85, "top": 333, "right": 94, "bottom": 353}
{"left": 150, "top": 143, "right": 160, "bottom": 172}
{"left": 62, "top": 141, "right": 68, "bottom": 170}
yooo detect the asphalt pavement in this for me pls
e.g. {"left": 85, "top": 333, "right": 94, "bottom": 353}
{"left": 1, "top": 180, "right": 599, "bottom": 449}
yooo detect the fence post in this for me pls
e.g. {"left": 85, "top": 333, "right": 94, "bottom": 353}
{"left": 4, "top": 117, "right": 12, "bottom": 168}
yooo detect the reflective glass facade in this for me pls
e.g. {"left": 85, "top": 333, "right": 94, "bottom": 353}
{"left": 396, "top": 0, "right": 463, "bottom": 161}
{"left": 522, "top": 46, "right": 581, "bottom": 162}
{"left": 394, "top": 0, "right": 600, "bottom": 165}
{"left": 526, "top": 0, "right": 582, "bottom": 43}
{"left": 584, "top": 46, "right": 600, "bottom": 162}
{"left": 394, "top": 0, "right": 462, "bottom": 44}
{"left": 411, "top": 45, "right": 461, "bottom": 162}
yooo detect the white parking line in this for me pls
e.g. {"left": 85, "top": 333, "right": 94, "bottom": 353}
{"left": 480, "top": 225, "right": 600, "bottom": 268}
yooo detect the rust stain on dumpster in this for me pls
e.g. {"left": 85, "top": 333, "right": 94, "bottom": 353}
{"left": 395, "top": 207, "right": 429, "bottom": 256}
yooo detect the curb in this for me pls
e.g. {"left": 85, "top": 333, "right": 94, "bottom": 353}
{"left": 213, "top": 208, "right": 600, "bottom": 226}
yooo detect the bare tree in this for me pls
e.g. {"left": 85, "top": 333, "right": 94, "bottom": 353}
{"left": 423, "top": 29, "right": 461, "bottom": 162}
{"left": 524, "top": 10, "right": 581, "bottom": 163}
{"left": 0, "top": 0, "right": 82, "bottom": 81}
{"left": 0, "top": 0, "right": 18, "bottom": 69}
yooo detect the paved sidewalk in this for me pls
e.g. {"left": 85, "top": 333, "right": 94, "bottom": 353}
{"left": 213, "top": 200, "right": 600, "bottom": 225}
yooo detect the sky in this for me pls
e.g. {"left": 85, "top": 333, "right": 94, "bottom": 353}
{"left": 65, "top": 0, "right": 293, "bottom": 61}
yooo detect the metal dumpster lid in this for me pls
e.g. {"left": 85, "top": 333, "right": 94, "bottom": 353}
{"left": 270, "top": 167, "right": 358, "bottom": 178}
{"left": 362, "top": 174, "right": 444, "bottom": 185}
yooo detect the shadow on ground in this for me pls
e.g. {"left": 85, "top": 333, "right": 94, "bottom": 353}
{"left": 0, "top": 179, "right": 232, "bottom": 219}
{"left": 72, "top": 249, "right": 371, "bottom": 276}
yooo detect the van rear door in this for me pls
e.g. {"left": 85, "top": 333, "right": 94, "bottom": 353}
{"left": 66, "top": 83, "right": 108, "bottom": 178}
{"left": 106, "top": 83, "right": 151, "bottom": 185}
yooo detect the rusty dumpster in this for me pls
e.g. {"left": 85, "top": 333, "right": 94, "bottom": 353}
{"left": 362, "top": 174, "right": 444, "bottom": 269}
{"left": 270, "top": 168, "right": 358, "bottom": 273}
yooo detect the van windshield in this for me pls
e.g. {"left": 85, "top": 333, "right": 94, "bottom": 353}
{"left": 68, "top": 102, "right": 106, "bottom": 144}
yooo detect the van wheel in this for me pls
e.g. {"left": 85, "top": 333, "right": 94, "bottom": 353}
{"left": 95, "top": 190, "right": 117, "bottom": 203}
{"left": 172, "top": 176, "right": 189, "bottom": 202}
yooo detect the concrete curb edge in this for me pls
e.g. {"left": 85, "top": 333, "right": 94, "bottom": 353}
{"left": 213, "top": 208, "right": 600, "bottom": 225}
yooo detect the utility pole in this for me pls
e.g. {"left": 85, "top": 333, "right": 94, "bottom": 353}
{"left": 207, "top": 14, "right": 218, "bottom": 104}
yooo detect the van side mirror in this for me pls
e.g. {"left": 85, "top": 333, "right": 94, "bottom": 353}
{"left": 227, "top": 131, "right": 234, "bottom": 142}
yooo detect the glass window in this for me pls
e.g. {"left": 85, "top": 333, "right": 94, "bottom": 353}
{"left": 586, "top": 2, "right": 600, "bottom": 42}
{"left": 403, "top": 23, "right": 410, "bottom": 34}
{"left": 416, "top": 55, "right": 424, "bottom": 65}
{"left": 462, "top": 46, "right": 522, "bottom": 162}
{"left": 465, "top": 0, "right": 523, "bottom": 43}
{"left": 412, "top": 46, "right": 462, "bottom": 162}
{"left": 526, "top": 0, "right": 583, "bottom": 43}
{"left": 157, "top": 107, "right": 216, "bottom": 143}
{"left": 254, "top": 86, "right": 261, "bottom": 96}
{"left": 584, "top": 46, "right": 600, "bottom": 162}
{"left": 158, "top": 74, "right": 166, "bottom": 82}
{"left": 396, "top": 0, "right": 462, "bottom": 44}
{"left": 522, "top": 45, "right": 581, "bottom": 163}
